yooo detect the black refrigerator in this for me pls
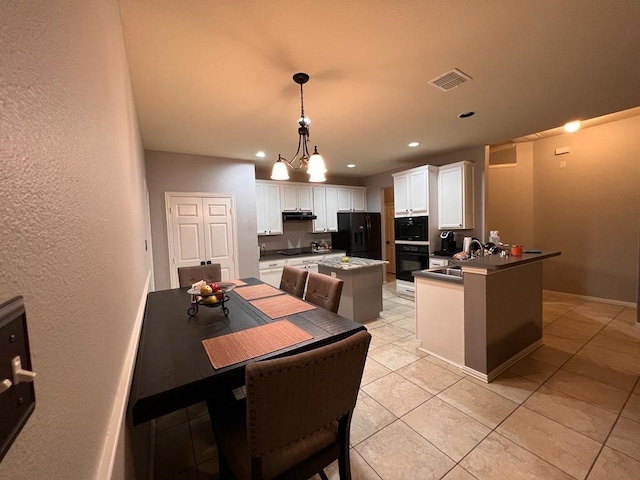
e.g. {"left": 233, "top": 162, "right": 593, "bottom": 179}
{"left": 331, "top": 212, "right": 382, "bottom": 260}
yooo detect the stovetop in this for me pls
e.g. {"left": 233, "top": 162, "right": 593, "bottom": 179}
{"left": 275, "top": 248, "right": 313, "bottom": 256}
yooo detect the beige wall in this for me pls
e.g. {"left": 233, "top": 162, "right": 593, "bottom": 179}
{"left": 488, "top": 115, "right": 640, "bottom": 302}
{"left": 145, "top": 150, "right": 260, "bottom": 290}
{"left": 487, "top": 142, "right": 535, "bottom": 247}
{"left": 0, "top": 1, "right": 149, "bottom": 479}
{"left": 533, "top": 115, "right": 640, "bottom": 302}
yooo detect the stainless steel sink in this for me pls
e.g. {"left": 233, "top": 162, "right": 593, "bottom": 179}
{"left": 429, "top": 266, "right": 463, "bottom": 278}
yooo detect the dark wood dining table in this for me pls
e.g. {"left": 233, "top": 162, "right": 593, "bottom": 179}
{"left": 128, "top": 278, "right": 366, "bottom": 425}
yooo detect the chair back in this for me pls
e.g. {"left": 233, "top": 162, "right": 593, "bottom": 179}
{"left": 245, "top": 330, "right": 371, "bottom": 458}
{"left": 177, "top": 264, "right": 222, "bottom": 287}
{"left": 304, "top": 273, "right": 344, "bottom": 313}
{"left": 279, "top": 265, "right": 309, "bottom": 298}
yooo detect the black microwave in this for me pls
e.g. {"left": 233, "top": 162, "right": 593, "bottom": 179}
{"left": 394, "top": 216, "right": 428, "bottom": 241}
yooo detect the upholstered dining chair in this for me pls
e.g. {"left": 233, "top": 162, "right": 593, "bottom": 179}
{"left": 279, "top": 265, "right": 309, "bottom": 298}
{"left": 304, "top": 273, "right": 344, "bottom": 314}
{"left": 208, "top": 330, "right": 371, "bottom": 480}
{"left": 177, "top": 264, "right": 222, "bottom": 287}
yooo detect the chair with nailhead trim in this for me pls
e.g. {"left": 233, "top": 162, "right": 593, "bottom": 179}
{"left": 303, "top": 273, "right": 344, "bottom": 314}
{"left": 208, "top": 330, "right": 371, "bottom": 480}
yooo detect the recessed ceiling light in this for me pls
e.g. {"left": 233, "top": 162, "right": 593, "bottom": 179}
{"left": 347, "top": 164, "right": 356, "bottom": 168}
{"left": 564, "top": 120, "right": 581, "bottom": 133}
{"left": 458, "top": 111, "right": 475, "bottom": 119}
{"left": 408, "top": 142, "right": 419, "bottom": 148}
{"left": 255, "top": 151, "right": 266, "bottom": 158}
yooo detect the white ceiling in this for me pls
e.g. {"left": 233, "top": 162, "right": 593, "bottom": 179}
{"left": 119, "top": 0, "right": 640, "bottom": 178}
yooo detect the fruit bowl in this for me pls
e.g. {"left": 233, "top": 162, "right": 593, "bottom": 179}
{"left": 187, "top": 282, "right": 236, "bottom": 317}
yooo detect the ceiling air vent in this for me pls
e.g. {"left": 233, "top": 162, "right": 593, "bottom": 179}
{"left": 428, "top": 68, "right": 472, "bottom": 91}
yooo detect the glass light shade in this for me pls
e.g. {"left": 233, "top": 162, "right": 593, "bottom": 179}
{"left": 270, "top": 160, "right": 290, "bottom": 180}
{"left": 308, "top": 171, "right": 326, "bottom": 183}
{"left": 307, "top": 152, "right": 327, "bottom": 175}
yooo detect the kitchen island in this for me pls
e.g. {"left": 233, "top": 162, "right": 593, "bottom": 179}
{"left": 317, "top": 257, "right": 388, "bottom": 323}
{"left": 413, "top": 251, "right": 561, "bottom": 382}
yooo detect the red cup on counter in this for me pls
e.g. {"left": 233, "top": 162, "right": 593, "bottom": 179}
{"left": 511, "top": 245, "right": 523, "bottom": 256}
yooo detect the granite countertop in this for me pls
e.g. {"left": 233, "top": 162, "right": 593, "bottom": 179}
{"left": 453, "top": 251, "right": 561, "bottom": 270}
{"left": 259, "top": 248, "right": 346, "bottom": 261}
{"left": 317, "top": 257, "right": 388, "bottom": 270}
{"left": 413, "top": 250, "right": 561, "bottom": 282}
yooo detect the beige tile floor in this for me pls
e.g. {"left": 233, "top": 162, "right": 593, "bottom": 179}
{"left": 154, "top": 280, "right": 640, "bottom": 480}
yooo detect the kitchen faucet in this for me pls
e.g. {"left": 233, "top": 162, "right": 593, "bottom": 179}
{"left": 467, "top": 239, "right": 484, "bottom": 258}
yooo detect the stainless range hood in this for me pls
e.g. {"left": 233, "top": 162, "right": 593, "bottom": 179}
{"left": 282, "top": 211, "right": 317, "bottom": 221}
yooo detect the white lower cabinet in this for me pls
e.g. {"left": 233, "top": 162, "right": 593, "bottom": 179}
{"left": 259, "top": 253, "right": 347, "bottom": 287}
{"left": 415, "top": 276, "right": 465, "bottom": 365}
{"left": 259, "top": 267, "right": 284, "bottom": 287}
{"left": 258, "top": 259, "right": 286, "bottom": 287}
{"left": 287, "top": 257, "right": 319, "bottom": 274}
{"left": 429, "top": 258, "right": 451, "bottom": 268}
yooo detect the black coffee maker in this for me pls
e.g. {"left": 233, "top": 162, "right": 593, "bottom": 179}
{"left": 439, "top": 231, "right": 457, "bottom": 253}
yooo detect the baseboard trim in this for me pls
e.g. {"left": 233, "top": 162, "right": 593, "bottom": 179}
{"left": 463, "top": 339, "right": 544, "bottom": 383}
{"left": 417, "top": 348, "right": 465, "bottom": 370}
{"left": 96, "top": 271, "right": 150, "bottom": 480}
{"left": 544, "top": 289, "right": 637, "bottom": 309}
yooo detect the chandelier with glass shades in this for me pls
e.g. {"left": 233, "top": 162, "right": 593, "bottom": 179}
{"left": 270, "top": 72, "right": 327, "bottom": 182}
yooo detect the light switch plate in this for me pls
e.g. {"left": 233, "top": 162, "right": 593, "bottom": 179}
{"left": 0, "top": 296, "right": 36, "bottom": 462}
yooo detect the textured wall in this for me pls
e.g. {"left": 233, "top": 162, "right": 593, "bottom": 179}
{"left": 486, "top": 142, "right": 535, "bottom": 247}
{"left": 145, "top": 150, "right": 260, "bottom": 290}
{"left": 0, "top": 1, "right": 149, "bottom": 478}
{"left": 533, "top": 115, "right": 640, "bottom": 302}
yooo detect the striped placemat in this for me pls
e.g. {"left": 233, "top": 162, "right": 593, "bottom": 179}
{"left": 234, "top": 283, "right": 284, "bottom": 301}
{"left": 226, "top": 279, "right": 247, "bottom": 286}
{"left": 201, "top": 319, "right": 313, "bottom": 369}
{"left": 250, "top": 294, "right": 316, "bottom": 319}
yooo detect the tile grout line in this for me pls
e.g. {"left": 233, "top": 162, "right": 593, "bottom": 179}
{"left": 581, "top": 377, "right": 640, "bottom": 480}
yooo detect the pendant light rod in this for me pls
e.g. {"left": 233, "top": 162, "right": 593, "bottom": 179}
{"left": 271, "top": 72, "right": 327, "bottom": 182}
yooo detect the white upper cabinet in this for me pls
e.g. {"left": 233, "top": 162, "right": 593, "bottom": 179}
{"left": 281, "top": 185, "right": 312, "bottom": 211}
{"left": 438, "top": 161, "right": 474, "bottom": 229}
{"left": 256, "top": 181, "right": 283, "bottom": 235}
{"left": 325, "top": 187, "right": 339, "bottom": 231}
{"left": 392, "top": 166, "right": 429, "bottom": 217}
{"left": 312, "top": 186, "right": 339, "bottom": 233}
{"left": 337, "top": 187, "right": 366, "bottom": 212}
{"left": 350, "top": 188, "right": 366, "bottom": 211}
{"left": 256, "top": 181, "right": 366, "bottom": 235}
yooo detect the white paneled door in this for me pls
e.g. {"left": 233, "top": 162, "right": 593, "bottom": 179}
{"left": 167, "top": 193, "right": 237, "bottom": 287}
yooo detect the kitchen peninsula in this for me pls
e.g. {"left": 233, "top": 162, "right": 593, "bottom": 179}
{"left": 318, "top": 257, "right": 388, "bottom": 323}
{"left": 414, "top": 251, "right": 561, "bottom": 382}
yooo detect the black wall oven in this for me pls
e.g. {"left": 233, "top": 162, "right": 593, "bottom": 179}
{"left": 395, "top": 243, "right": 430, "bottom": 283}
{"left": 394, "top": 216, "right": 428, "bottom": 242}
